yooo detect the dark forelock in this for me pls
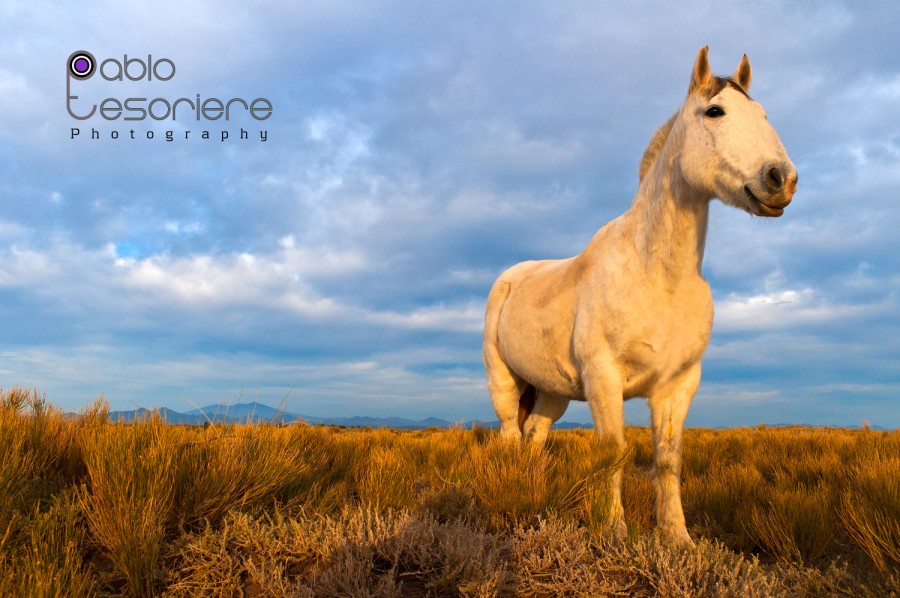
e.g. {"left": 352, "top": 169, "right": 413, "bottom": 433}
{"left": 701, "top": 76, "right": 751, "bottom": 100}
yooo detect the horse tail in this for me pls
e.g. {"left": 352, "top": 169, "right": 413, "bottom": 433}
{"left": 483, "top": 279, "right": 511, "bottom": 356}
{"left": 517, "top": 385, "right": 537, "bottom": 433}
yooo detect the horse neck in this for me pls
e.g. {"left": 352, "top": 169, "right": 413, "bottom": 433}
{"left": 625, "top": 141, "right": 710, "bottom": 281}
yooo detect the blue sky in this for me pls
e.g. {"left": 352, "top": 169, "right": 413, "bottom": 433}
{"left": 1, "top": 1, "right": 898, "bottom": 427}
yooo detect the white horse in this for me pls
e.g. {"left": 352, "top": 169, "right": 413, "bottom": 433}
{"left": 483, "top": 47, "right": 797, "bottom": 544}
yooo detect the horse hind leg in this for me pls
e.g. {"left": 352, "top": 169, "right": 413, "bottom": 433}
{"left": 485, "top": 364, "right": 528, "bottom": 441}
{"left": 483, "top": 325, "right": 527, "bottom": 440}
{"left": 522, "top": 390, "right": 570, "bottom": 446}
{"left": 517, "top": 385, "right": 537, "bottom": 433}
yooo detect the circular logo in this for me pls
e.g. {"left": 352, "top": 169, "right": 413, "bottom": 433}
{"left": 68, "top": 51, "right": 96, "bottom": 79}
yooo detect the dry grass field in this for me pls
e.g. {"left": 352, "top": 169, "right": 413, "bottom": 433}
{"left": 1, "top": 386, "right": 898, "bottom": 596}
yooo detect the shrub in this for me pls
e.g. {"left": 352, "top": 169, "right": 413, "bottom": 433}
{"left": 78, "top": 415, "right": 176, "bottom": 596}
{"left": 467, "top": 434, "right": 553, "bottom": 527}
{"left": 840, "top": 456, "right": 900, "bottom": 573}
{"left": 744, "top": 481, "right": 836, "bottom": 565}
{"left": 0, "top": 491, "right": 96, "bottom": 597}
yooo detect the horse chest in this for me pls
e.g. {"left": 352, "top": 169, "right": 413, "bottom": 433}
{"left": 617, "top": 285, "right": 713, "bottom": 397}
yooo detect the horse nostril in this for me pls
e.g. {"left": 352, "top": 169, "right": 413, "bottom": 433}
{"left": 766, "top": 165, "right": 785, "bottom": 191}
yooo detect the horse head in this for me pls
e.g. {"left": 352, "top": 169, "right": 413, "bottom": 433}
{"left": 676, "top": 47, "right": 797, "bottom": 217}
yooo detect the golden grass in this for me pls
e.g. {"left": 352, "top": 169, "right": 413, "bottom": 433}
{"left": 1, "top": 386, "right": 899, "bottom": 596}
{"left": 79, "top": 414, "right": 177, "bottom": 597}
{"left": 840, "top": 454, "right": 900, "bottom": 574}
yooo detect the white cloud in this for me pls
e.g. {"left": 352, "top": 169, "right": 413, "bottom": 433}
{"left": 0, "top": 246, "right": 57, "bottom": 287}
{"left": 163, "top": 221, "right": 203, "bottom": 234}
{"left": 0, "top": 220, "right": 29, "bottom": 242}
{"left": 714, "top": 287, "right": 880, "bottom": 332}
{"left": 112, "top": 246, "right": 369, "bottom": 317}
{"left": 367, "top": 302, "right": 484, "bottom": 332}
{"left": 0, "top": 235, "right": 483, "bottom": 334}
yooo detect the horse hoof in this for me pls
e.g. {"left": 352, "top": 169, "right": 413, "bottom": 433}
{"left": 611, "top": 517, "right": 628, "bottom": 541}
{"left": 664, "top": 527, "right": 695, "bottom": 548}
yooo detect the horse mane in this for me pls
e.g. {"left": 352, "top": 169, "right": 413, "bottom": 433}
{"left": 638, "top": 76, "right": 749, "bottom": 183}
{"left": 638, "top": 113, "right": 676, "bottom": 182}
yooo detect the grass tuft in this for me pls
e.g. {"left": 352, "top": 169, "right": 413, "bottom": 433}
{"left": 840, "top": 456, "right": 900, "bottom": 574}
{"left": 78, "top": 414, "right": 176, "bottom": 596}
{"left": 745, "top": 481, "right": 836, "bottom": 565}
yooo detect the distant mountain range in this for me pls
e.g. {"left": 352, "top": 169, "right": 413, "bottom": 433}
{"left": 81, "top": 403, "right": 886, "bottom": 431}
{"left": 102, "top": 401, "right": 592, "bottom": 430}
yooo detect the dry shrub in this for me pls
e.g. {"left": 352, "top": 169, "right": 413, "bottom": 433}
{"left": 166, "top": 510, "right": 318, "bottom": 596}
{"left": 512, "top": 516, "right": 631, "bottom": 595}
{"left": 169, "top": 508, "right": 790, "bottom": 597}
{"left": 840, "top": 455, "right": 900, "bottom": 574}
{"left": 168, "top": 508, "right": 510, "bottom": 597}
{"left": 79, "top": 415, "right": 176, "bottom": 597}
{"left": 512, "top": 515, "right": 783, "bottom": 597}
{"left": 627, "top": 533, "right": 783, "bottom": 598}
{"left": 306, "top": 509, "right": 509, "bottom": 597}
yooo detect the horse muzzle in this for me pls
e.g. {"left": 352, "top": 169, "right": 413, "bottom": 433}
{"left": 746, "top": 161, "right": 798, "bottom": 217}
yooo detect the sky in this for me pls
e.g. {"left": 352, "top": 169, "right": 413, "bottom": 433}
{"left": 1, "top": 1, "right": 899, "bottom": 428}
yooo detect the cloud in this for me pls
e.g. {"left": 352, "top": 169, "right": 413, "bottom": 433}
{"left": 0, "top": 246, "right": 57, "bottom": 287}
{"left": 366, "top": 302, "right": 484, "bottom": 333}
{"left": 714, "top": 287, "right": 885, "bottom": 332}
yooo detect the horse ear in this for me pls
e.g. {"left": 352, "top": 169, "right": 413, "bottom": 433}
{"left": 688, "top": 46, "right": 712, "bottom": 95}
{"left": 732, "top": 54, "right": 752, "bottom": 92}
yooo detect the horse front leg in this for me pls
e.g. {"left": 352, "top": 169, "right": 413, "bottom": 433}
{"left": 584, "top": 366, "right": 627, "bottom": 539}
{"left": 648, "top": 363, "right": 701, "bottom": 546}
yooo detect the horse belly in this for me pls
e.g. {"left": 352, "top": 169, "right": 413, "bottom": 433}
{"left": 498, "top": 297, "right": 583, "bottom": 399}
{"left": 518, "top": 352, "right": 582, "bottom": 399}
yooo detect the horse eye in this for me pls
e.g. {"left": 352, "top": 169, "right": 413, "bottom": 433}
{"left": 705, "top": 105, "right": 725, "bottom": 118}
